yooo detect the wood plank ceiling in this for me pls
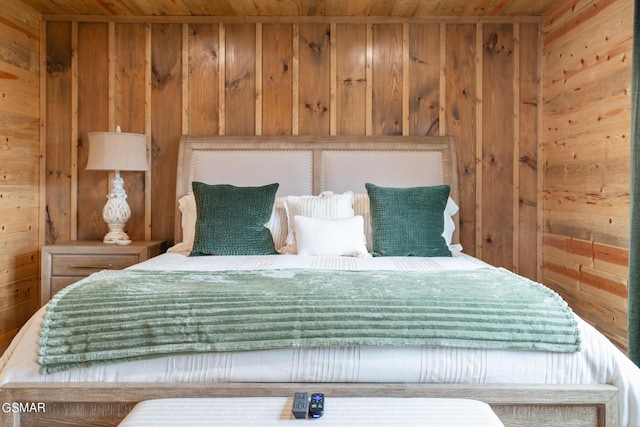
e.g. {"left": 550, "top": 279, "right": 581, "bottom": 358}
{"left": 20, "top": 0, "right": 561, "bottom": 17}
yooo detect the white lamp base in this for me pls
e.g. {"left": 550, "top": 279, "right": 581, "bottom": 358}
{"left": 102, "top": 171, "right": 132, "bottom": 245}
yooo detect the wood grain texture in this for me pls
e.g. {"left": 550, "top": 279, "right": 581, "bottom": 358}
{"left": 262, "top": 24, "right": 293, "bottom": 135}
{"left": 297, "top": 23, "right": 331, "bottom": 135}
{"left": 45, "top": 22, "right": 73, "bottom": 245}
{"left": 517, "top": 23, "right": 539, "bottom": 280}
{"left": 114, "top": 23, "right": 147, "bottom": 242}
{"left": 151, "top": 23, "right": 182, "bottom": 245}
{"left": 336, "top": 24, "right": 367, "bottom": 135}
{"left": 481, "top": 23, "right": 514, "bottom": 269}
{"left": 0, "top": 1, "right": 41, "bottom": 353}
{"left": 543, "top": 232, "right": 629, "bottom": 351}
{"left": 445, "top": 24, "right": 477, "bottom": 258}
{"left": 77, "top": 22, "right": 109, "bottom": 241}
{"left": 541, "top": 0, "right": 632, "bottom": 352}
{"left": 19, "top": 0, "right": 564, "bottom": 18}
{"left": 371, "top": 24, "right": 402, "bottom": 136}
{"left": 224, "top": 23, "right": 256, "bottom": 135}
{"left": 188, "top": 23, "right": 220, "bottom": 135}
{"left": 408, "top": 23, "right": 440, "bottom": 136}
{"left": 42, "top": 18, "right": 543, "bottom": 274}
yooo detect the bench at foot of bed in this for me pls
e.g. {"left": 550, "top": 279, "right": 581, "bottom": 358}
{"left": 117, "top": 397, "right": 505, "bottom": 426}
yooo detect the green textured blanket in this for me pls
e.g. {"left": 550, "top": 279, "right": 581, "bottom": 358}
{"left": 38, "top": 268, "right": 581, "bottom": 374}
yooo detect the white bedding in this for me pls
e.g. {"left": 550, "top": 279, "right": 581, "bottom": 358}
{"left": 1, "top": 252, "right": 639, "bottom": 426}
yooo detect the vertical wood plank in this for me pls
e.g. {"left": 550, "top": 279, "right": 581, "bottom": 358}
{"left": 69, "top": 23, "right": 78, "bottom": 241}
{"left": 182, "top": 23, "right": 189, "bottom": 135}
{"left": 262, "top": 24, "right": 293, "bottom": 136}
{"left": 144, "top": 24, "right": 152, "bottom": 241}
{"left": 439, "top": 23, "right": 446, "bottom": 137}
{"left": 402, "top": 23, "right": 409, "bottom": 135}
{"left": 518, "top": 23, "right": 540, "bottom": 280}
{"left": 151, "top": 23, "right": 182, "bottom": 245}
{"left": 336, "top": 24, "right": 367, "bottom": 135}
{"left": 408, "top": 23, "right": 440, "bottom": 136}
{"left": 224, "top": 23, "right": 255, "bottom": 136}
{"left": 330, "top": 22, "right": 337, "bottom": 135}
{"left": 181, "top": 23, "right": 191, "bottom": 135}
{"left": 218, "top": 24, "right": 226, "bottom": 135}
{"left": 445, "top": 23, "right": 477, "bottom": 255}
{"left": 512, "top": 23, "right": 520, "bottom": 273}
{"left": 39, "top": 19, "right": 46, "bottom": 290}
{"left": 371, "top": 23, "right": 402, "bottom": 136}
{"left": 114, "top": 23, "right": 147, "bottom": 242}
{"left": 255, "top": 23, "right": 262, "bottom": 135}
{"left": 188, "top": 23, "right": 220, "bottom": 135}
{"left": 45, "top": 22, "right": 73, "bottom": 244}
{"left": 108, "top": 23, "right": 115, "bottom": 131}
{"left": 482, "top": 23, "right": 515, "bottom": 269}
{"left": 536, "top": 24, "right": 543, "bottom": 281}
{"left": 475, "top": 23, "right": 483, "bottom": 258}
{"left": 365, "top": 23, "right": 373, "bottom": 136}
{"left": 292, "top": 23, "right": 299, "bottom": 135}
{"left": 76, "top": 22, "right": 109, "bottom": 242}
{"left": 298, "top": 23, "right": 331, "bottom": 135}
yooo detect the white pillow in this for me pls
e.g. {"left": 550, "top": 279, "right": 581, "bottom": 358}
{"left": 166, "top": 194, "right": 198, "bottom": 255}
{"left": 264, "top": 197, "right": 287, "bottom": 250}
{"left": 294, "top": 215, "right": 370, "bottom": 257}
{"left": 167, "top": 194, "right": 288, "bottom": 254}
{"left": 280, "top": 192, "right": 355, "bottom": 254}
{"left": 444, "top": 196, "right": 459, "bottom": 249}
{"left": 353, "top": 193, "right": 461, "bottom": 253}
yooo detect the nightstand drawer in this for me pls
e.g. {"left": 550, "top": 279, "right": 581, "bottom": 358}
{"left": 51, "top": 277, "right": 82, "bottom": 295}
{"left": 41, "top": 240, "right": 164, "bottom": 305}
{"left": 51, "top": 254, "right": 140, "bottom": 276}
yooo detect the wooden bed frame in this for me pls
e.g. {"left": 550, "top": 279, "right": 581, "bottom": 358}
{"left": 0, "top": 135, "right": 621, "bottom": 427}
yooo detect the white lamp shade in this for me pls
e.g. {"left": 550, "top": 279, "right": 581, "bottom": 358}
{"left": 86, "top": 131, "right": 149, "bottom": 171}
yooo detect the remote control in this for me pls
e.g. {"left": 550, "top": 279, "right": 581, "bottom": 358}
{"left": 292, "top": 392, "right": 309, "bottom": 419}
{"left": 308, "top": 393, "right": 324, "bottom": 418}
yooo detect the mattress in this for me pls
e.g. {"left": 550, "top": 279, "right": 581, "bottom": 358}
{"left": 117, "top": 397, "right": 505, "bottom": 426}
{"left": 1, "top": 252, "right": 639, "bottom": 427}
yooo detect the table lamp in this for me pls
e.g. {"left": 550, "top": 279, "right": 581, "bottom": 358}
{"left": 86, "top": 126, "right": 149, "bottom": 245}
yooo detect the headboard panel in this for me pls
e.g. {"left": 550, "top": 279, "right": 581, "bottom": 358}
{"left": 175, "top": 135, "right": 459, "bottom": 244}
{"left": 189, "top": 150, "right": 313, "bottom": 196}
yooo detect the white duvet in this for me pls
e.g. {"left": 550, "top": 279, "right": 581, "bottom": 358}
{"left": 1, "top": 253, "right": 639, "bottom": 426}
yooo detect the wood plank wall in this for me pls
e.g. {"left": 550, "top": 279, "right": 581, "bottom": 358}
{"left": 43, "top": 17, "right": 542, "bottom": 279}
{"left": 542, "top": 0, "right": 632, "bottom": 351}
{"left": 0, "top": 2, "right": 41, "bottom": 353}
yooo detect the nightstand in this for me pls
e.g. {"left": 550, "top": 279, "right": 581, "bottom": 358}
{"left": 41, "top": 240, "right": 164, "bottom": 305}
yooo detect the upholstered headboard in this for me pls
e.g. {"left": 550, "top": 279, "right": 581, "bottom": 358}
{"left": 175, "top": 135, "right": 458, "bottom": 244}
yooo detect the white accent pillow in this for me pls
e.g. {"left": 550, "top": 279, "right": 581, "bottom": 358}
{"left": 168, "top": 194, "right": 288, "bottom": 254}
{"left": 444, "top": 196, "right": 459, "bottom": 250}
{"left": 280, "top": 191, "right": 356, "bottom": 254}
{"left": 166, "top": 195, "right": 199, "bottom": 255}
{"left": 294, "top": 215, "right": 370, "bottom": 257}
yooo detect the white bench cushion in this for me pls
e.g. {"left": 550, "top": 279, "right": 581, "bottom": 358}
{"left": 119, "top": 397, "right": 504, "bottom": 426}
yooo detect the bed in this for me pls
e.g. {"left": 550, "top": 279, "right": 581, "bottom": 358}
{"left": 1, "top": 135, "right": 639, "bottom": 427}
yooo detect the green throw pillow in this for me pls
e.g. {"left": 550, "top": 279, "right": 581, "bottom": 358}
{"left": 190, "top": 182, "right": 279, "bottom": 256}
{"left": 365, "top": 183, "right": 452, "bottom": 257}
